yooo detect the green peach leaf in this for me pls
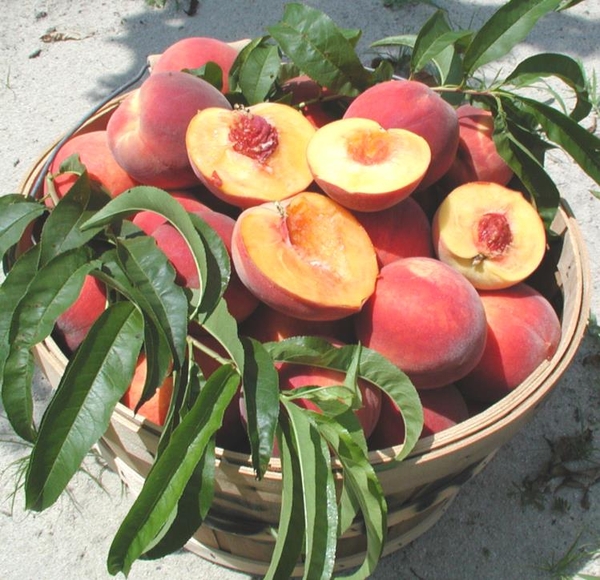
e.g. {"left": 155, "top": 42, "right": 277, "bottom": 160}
{"left": 25, "top": 301, "right": 144, "bottom": 511}
{"left": 185, "top": 61, "right": 224, "bottom": 92}
{"left": 114, "top": 236, "right": 188, "bottom": 367}
{"left": 504, "top": 53, "right": 592, "bottom": 121}
{"left": 1, "top": 246, "right": 95, "bottom": 442}
{"left": 264, "top": 419, "right": 306, "bottom": 580}
{"left": 282, "top": 400, "right": 337, "bottom": 580}
{"left": 315, "top": 411, "right": 387, "bottom": 580}
{"left": 241, "top": 336, "right": 279, "bottom": 479}
{"left": 265, "top": 336, "right": 423, "bottom": 461}
{"left": 463, "top": 0, "right": 563, "bottom": 75}
{"left": 106, "top": 364, "right": 240, "bottom": 576}
{"left": 235, "top": 41, "right": 281, "bottom": 105}
{"left": 0, "top": 195, "right": 46, "bottom": 263}
{"left": 267, "top": 3, "right": 373, "bottom": 96}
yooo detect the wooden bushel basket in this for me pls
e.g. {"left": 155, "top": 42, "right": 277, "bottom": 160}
{"left": 21, "top": 95, "right": 591, "bottom": 577}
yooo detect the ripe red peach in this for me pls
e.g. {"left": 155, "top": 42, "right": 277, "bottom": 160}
{"left": 354, "top": 257, "right": 487, "bottom": 390}
{"left": 443, "top": 104, "right": 514, "bottom": 188}
{"left": 306, "top": 117, "right": 431, "bottom": 212}
{"left": 368, "top": 384, "right": 469, "bottom": 449}
{"left": 54, "top": 274, "right": 107, "bottom": 353}
{"left": 343, "top": 79, "right": 459, "bottom": 188}
{"left": 231, "top": 191, "right": 379, "bottom": 321}
{"left": 278, "top": 362, "right": 382, "bottom": 438}
{"left": 107, "top": 71, "right": 231, "bottom": 189}
{"left": 121, "top": 354, "right": 173, "bottom": 426}
{"left": 240, "top": 302, "right": 355, "bottom": 344}
{"left": 44, "top": 130, "right": 138, "bottom": 207}
{"left": 457, "top": 283, "right": 561, "bottom": 403}
{"left": 352, "top": 196, "right": 434, "bottom": 267}
{"left": 151, "top": 36, "right": 240, "bottom": 93}
{"left": 432, "top": 182, "right": 547, "bottom": 290}
{"left": 186, "top": 102, "right": 316, "bottom": 208}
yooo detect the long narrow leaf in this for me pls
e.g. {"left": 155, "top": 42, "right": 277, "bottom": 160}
{"left": 241, "top": 337, "right": 279, "bottom": 479}
{"left": 235, "top": 41, "right": 281, "bottom": 105}
{"left": 115, "top": 236, "right": 189, "bottom": 367}
{"left": 463, "top": 0, "right": 563, "bottom": 75}
{"left": 264, "top": 419, "right": 306, "bottom": 580}
{"left": 2, "top": 248, "right": 94, "bottom": 442}
{"left": 107, "top": 364, "right": 240, "bottom": 576}
{"left": 25, "top": 302, "right": 144, "bottom": 511}
{"left": 81, "top": 186, "right": 209, "bottom": 317}
{"left": 282, "top": 401, "right": 337, "bottom": 580}
{"left": 504, "top": 53, "right": 591, "bottom": 121}
{"left": 316, "top": 413, "right": 387, "bottom": 580}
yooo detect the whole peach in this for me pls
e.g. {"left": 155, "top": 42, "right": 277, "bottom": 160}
{"left": 44, "top": 130, "right": 138, "bottom": 206}
{"left": 344, "top": 79, "right": 459, "bottom": 188}
{"left": 352, "top": 196, "right": 434, "bottom": 267}
{"left": 151, "top": 36, "right": 240, "bottom": 93}
{"left": 107, "top": 71, "right": 231, "bottom": 189}
{"left": 442, "top": 104, "right": 514, "bottom": 188}
{"left": 54, "top": 274, "right": 107, "bottom": 353}
{"left": 456, "top": 283, "right": 561, "bottom": 403}
{"left": 354, "top": 257, "right": 487, "bottom": 389}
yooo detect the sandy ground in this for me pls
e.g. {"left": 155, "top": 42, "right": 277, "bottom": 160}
{"left": 1, "top": 1, "right": 599, "bottom": 579}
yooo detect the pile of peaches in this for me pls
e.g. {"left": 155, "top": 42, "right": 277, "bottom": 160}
{"left": 47, "top": 36, "right": 561, "bottom": 452}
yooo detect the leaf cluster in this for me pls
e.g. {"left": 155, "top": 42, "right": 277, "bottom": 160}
{"left": 2, "top": 1, "right": 600, "bottom": 578}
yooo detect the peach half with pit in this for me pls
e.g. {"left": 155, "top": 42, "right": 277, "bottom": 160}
{"left": 107, "top": 71, "right": 232, "bottom": 190}
{"left": 306, "top": 118, "right": 431, "bottom": 212}
{"left": 231, "top": 191, "right": 379, "bottom": 321}
{"left": 354, "top": 256, "right": 487, "bottom": 390}
{"left": 343, "top": 79, "right": 459, "bottom": 188}
{"left": 186, "top": 102, "right": 316, "bottom": 208}
{"left": 432, "top": 182, "right": 547, "bottom": 290}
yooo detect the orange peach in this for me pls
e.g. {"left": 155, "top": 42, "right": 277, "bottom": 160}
{"left": 186, "top": 102, "right": 316, "bottom": 208}
{"left": 231, "top": 191, "right": 379, "bottom": 321}
{"left": 240, "top": 302, "right": 355, "bottom": 344}
{"left": 107, "top": 71, "right": 231, "bottom": 189}
{"left": 443, "top": 104, "right": 513, "bottom": 188}
{"left": 457, "top": 283, "right": 561, "bottom": 403}
{"left": 354, "top": 257, "right": 487, "bottom": 390}
{"left": 151, "top": 36, "right": 240, "bottom": 93}
{"left": 306, "top": 117, "right": 431, "bottom": 212}
{"left": 54, "top": 274, "right": 107, "bottom": 353}
{"left": 343, "top": 79, "right": 459, "bottom": 188}
{"left": 43, "top": 130, "right": 138, "bottom": 206}
{"left": 352, "top": 196, "right": 434, "bottom": 267}
{"left": 368, "top": 384, "right": 469, "bottom": 449}
{"left": 432, "top": 182, "right": 547, "bottom": 290}
{"left": 278, "top": 362, "right": 382, "bottom": 438}
{"left": 121, "top": 354, "right": 173, "bottom": 426}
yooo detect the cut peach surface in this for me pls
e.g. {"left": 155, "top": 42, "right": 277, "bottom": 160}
{"left": 306, "top": 118, "right": 431, "bottom": 212}
{"left": 432, "top": 182, "right": 546, "bottom": 290}
{"left": 231, "top": 191, "right": 379, "bottom": 321}
{"left": 186, "top": 102, "right": 316, "bottom": 208}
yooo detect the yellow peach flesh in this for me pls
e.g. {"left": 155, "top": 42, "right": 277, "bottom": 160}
{"left": 433, "top": 182, "right": 546, "bottom": 289}
{"left": 235, "top": 192, "right": 378, "bottom": 317}
{"left": 186, "top": 102, "right": 316, "bottom": 207}
{"left": 307, "top": 118, "right": 431, "bottom": 195}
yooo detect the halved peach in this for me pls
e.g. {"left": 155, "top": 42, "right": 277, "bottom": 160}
{"left": 306, "top": 118, "right": 431, "bottom": 212}
{"left": 186, "top": 102, "right": 316, "bottom": 208}
{"left": 432, "top": 182, "right": 546, "bottom": 290}
{"left": 231, "top": 191, "right": 379, "bottom": 321}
